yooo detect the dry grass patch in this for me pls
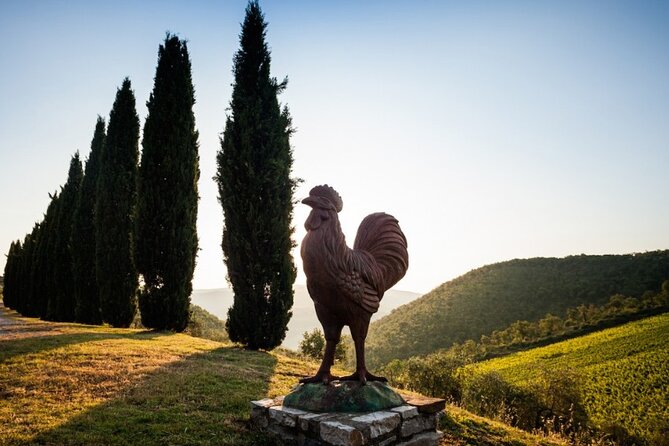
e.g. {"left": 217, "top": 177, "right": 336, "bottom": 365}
{"left": 440, "top": 404, "right": 567, "bottom": 446}
{"left": 0, "top": 306, "right": 321, "bottom": 445}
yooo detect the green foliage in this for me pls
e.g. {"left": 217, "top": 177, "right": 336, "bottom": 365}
{"left": 46, "top": 153, "right": 83, "bottom": 322}
{"left": 96, "top": 78, "right": 139, "bottom": 328}
{"left": 4, "top": 195, "right": 91, "bottom": 325}
{"left": 299, "top": 328, "right": 324, "bottom": 359}
{"left": 32, "top": 192, "right": 60, "bottom": 318}
{"left": 136, "top": 35, "right": 199, "bottom": 332}
{"left": 185, "top": 304, "right": 229, "bottom": 343}
{"left": 72, "top": 117, "right": 105, "bottom": 325}
{"left": 299, "top": 328, "right": 348, "bottom": 363}
{"left": 456, "top": 368, "right": 586, "bottom": 437}
{"left": 3, "top": 240, "right": 20, "bottom": 309}
{"left": 460, "top": 371, "right": 520, "bottom": 424}
{"left": 18, "top": 223, "right": 40, "bottom": 317}
{"left": 367, "top": 252, "right": 669, "bottom": 367}
{"left": 383, "top": 353, "right": 464, "bottom": 402}
{"left": 216, "top": 1, "right": 298, "bottom": 350}
{"left": 16, "top": 235, "right": 31, "bottom": 315}
{"left": 441, "top": 288, "right": 669, "bottom": 364}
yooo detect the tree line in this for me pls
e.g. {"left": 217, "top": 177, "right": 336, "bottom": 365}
{"left": 366, "top": 251, "right": 669, "bottom": 368}
{"left": 4, "top": 2, "right": 297, "bottom": 349}
{"left": 3, "top": 35, "right": 198, "bottom": 331}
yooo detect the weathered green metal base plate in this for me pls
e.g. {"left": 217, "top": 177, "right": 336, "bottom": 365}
{"left": 283, "top": 381, "right": 405, "bottom": 413}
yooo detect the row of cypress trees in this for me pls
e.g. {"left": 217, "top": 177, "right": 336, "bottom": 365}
{"left": 5, "top": 1, "right": 298, "bottom": 348}
{"left": 3, "top": 35, "right": 198, "bottom": 331}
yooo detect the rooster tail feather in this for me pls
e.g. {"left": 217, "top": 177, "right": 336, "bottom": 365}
{"left": 354, "top": 212, "right": 409, "bottom": 292}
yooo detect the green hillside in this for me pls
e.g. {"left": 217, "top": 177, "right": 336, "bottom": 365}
{"left": 366, "top": 251, "right": 669, "bottom": 367}
{"left": 467, "top": 313, "right": 669, "bottom": 444}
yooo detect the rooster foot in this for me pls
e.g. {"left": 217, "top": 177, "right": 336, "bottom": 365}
{"left": 339, "top": 369, "right": 388, "bottom": 385}
{"left": 299, "top": 372, "right": 339, "bottom": 385}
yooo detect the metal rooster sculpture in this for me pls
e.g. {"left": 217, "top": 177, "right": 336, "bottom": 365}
{"left": 300, "top": 185, "right": 409, "bottom": 385}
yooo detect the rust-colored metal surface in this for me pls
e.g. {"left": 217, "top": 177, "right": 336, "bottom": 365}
{"left": 300, "top": 185, "right": 409, "bottom": 385}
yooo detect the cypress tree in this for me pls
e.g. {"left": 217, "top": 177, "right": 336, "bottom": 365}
{"left": 136, "top": 35, "right": 199, "bottom": 332}
{"left": 215, "top": 1, "right": 298, "bottom": 350}
{"left": 95, "top": 78, "right": 139, "bottom": 328}
{"left": 46, "top": 153, "right": 83, "bottom": 321}
{"left": 14, "top": 239, "right": 24, "bottom": 309}
{"left": 44, "top": 192, "right": 64, "bottom": 319}
{"left": 32, "top": 192, "right": 60, "bottom": 319}
{"left": 13, "top": 239, "right": 27, "bottom": 314}
{"left": 15, "top": 236, "right": 28, "bottom": 314}
{"left": 15, "top": 232, "right": 29, "bottom": 315}
{"left": 19, "top": 224, "right": 40, "bottom": 316}
{"left": 3, "top": 240, "right": 19, "bottom": 309}
{"left": 72, "top": 117, "right": 105, "bottom": 324}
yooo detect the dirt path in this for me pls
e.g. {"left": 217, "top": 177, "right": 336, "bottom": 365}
{"left": 0, "top": 302, "right": 67, "bottom": 340}
{"left": 0, "top": 301, "right": 20, "bottom": 327}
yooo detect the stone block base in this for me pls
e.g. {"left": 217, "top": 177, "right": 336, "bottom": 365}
{"left": 250, "top": 395, "right": 445, "bottom": 446}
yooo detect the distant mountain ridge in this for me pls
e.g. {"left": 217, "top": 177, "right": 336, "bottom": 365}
{"left": 365, "top": 250, "right": 669, "bottom": 368}
{"left": 191, "top": 285, "right": 420, "bottom": 349}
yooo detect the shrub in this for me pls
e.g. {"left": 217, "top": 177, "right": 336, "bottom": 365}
{"left": 530, "top": 367, "right": 588, "bottom": 435}
{"left": 186, "top": 305, "right": 229, "bottom": 343}
{"left": 298, "top": 328, "right": 348, "bottom": 363}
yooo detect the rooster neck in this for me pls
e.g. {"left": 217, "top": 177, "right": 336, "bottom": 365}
{"left": 318, "top": 218, "right": 348, "bottom": 255}
{"left": 302, "top": 216, "right": 350, "bottom": 268}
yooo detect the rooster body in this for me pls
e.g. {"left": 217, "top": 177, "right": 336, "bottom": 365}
{"left": 300, "top": 185, "right": 408, "bottom": 384}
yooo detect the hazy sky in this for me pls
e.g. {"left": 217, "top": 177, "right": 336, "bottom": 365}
{"left": 1, "top": 0, "right": 668, "bottom": 294}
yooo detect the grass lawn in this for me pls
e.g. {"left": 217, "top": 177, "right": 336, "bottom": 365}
{"left": 0, "top": 303, "right": 565, "bottom": 446}
{"left": 0, "top": 305, "right": 308, "bottom": 445}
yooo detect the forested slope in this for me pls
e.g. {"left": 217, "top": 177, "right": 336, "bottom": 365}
{"left": 366, "top": 251, "right": 669, "bottom": 367}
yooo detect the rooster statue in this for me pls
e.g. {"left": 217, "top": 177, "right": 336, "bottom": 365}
{"left": 300, "top": 185, "right": 409, "bottom": 385}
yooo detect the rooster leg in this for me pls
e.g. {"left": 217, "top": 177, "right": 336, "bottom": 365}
{"left": 300, "top": 325, "right": 342, "bottom": 385}
{"left": 340, "top": 322, "right": 387, "bottom": 385}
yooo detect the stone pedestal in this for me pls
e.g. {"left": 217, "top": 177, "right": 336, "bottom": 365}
{"left": 250, "top": 394, "right": 445, "bottom": 446}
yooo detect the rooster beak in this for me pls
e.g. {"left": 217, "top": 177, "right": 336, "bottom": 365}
{"left": 303, "top": 195, "right": 336, "bottom": 211}
{"left": 302, "top": 196, "right": 318, "bottom": 207}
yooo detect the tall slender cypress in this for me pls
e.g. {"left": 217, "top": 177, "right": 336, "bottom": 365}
{"left": 72, "top": 117, "right": 105, "bottom": 324}
{"left": 21, "top": 223, "right": 42, "bottom": 317}
{"left": 46, "top": 153, "right": 83, "bottom": 321}
{"left": 215, "top": 1, "right": 298, "bottom": 350}
{"left": 14, "top": 234, "right": 30, "bottom": 314}
{"left": 136, "top": 35, "right": 199, "bottom": 331}
{"left": 96, "top": 78, "right": 140, "bottom": 328}
{"left": 43, "top": 190, "right": 64, "bottom": 319}
{"left": 3, "top": 240, "right": 19, "bottom": 309}
{"left": 33, "top": 192, "right": 60, "bottom": 318}
{"left": 19, "top": 223, "right": 40, "bottom": 317}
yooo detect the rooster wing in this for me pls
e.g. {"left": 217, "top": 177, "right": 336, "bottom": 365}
{"left": 330, "top": 212, "right": 409, "bottom": 315}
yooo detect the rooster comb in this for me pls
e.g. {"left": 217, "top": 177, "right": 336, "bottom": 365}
{"left": 308, "top": 184, "right": 343, "bottom": 213}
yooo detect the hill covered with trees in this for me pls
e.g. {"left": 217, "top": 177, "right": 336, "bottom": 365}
{"left": 366, "top": 251, "right": 669, "bottom": 367}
